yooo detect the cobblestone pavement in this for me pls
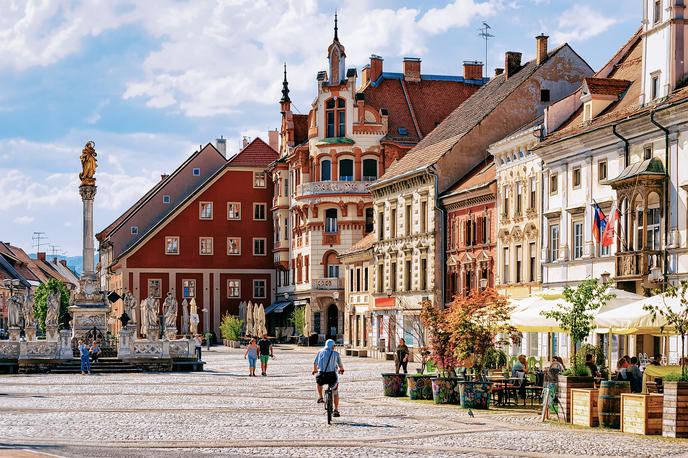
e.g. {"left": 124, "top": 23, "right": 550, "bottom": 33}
{"left": 1, "top": 345, "right": 687, "bottom": 458}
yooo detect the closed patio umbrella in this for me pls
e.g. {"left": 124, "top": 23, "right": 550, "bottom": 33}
{"left": 246, "top": 301, "right": 254, "bottom": 337}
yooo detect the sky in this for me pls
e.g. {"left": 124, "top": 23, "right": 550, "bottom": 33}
{"left": 0, "top": 0, "right": 641, "bottom": 256}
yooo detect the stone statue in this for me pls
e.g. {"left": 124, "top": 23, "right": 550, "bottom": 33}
{"left": 189, "top": 298, "right": 199, "bottom": 335}
{"left": 22, "top": 293, "right": 36, "bottom": 329}
{"left": 163, "top": 292, "right": 178, "bottom": 329}
{"left": 79, "top": 141, "right": 97, "bottom": 186}
{"left": 45, "top": 290, "right": 60, "bottom": 327}
{"left": 145, "top": 293, "right": 160, "bottom": 330}
{"left": 181, "top": 299, "right": 189, "bottom": 335}
{"left": 7, "top": 293, "right": 23, "bottom": 328}
{"left": 139, "top": 293, "right": 149, "bottom": 336}
{"left": 123, "top": 291, "right": 137, "bottom": 323}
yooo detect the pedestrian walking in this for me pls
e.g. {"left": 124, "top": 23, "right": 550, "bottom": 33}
{"left": 244, "top": 338, "right": 258, "bottom": 376}
{"left": 395, "top": 338, "right": 409, "bottom": 374}
{"left": 258, "top": 333, "right": 273, "bottom": 376}
{"left": 194, "top": 334, "right": 203, "bottom": 361}
{"left": 79, "top": 339, "right": 91, "bottom": 375}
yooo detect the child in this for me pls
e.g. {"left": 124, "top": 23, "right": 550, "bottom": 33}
{"left": 79, "top": 340, "right": 91, "bottom": 375}
{"left": 244, "top": 338, "right": 258, "bottom": 377}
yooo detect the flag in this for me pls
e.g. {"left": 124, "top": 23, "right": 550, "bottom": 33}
{"left": 601, "top": 202, "right": 619, "bottom": 248}
{"left": 592, "top": 204, "right": 606, "bottom": 244}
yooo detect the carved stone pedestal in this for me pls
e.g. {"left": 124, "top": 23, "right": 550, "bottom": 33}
{"left": 147, "top": 325, "right": 161, "bottom": 341}
{"left": 70, "top": 305, "right": 109, "bottom": 340}
{"left": 45, "top": 325, "right": 59, "bottom": 342}
{"left": 164, "top": 327, "right": 177, "bottom": 341}
{"left": 8, "top": 327, "right": 20, "bottom": 341}
{"left": 58, "top": 330, "right": 73, "bottom": 359}
{"left": 25, "top": 328, "right": 36, "bottom": 342}
{"left": 118, "top": 328, "right": 134, "bottom": 358}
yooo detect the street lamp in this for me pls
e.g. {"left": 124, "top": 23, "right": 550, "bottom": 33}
{"left": 479, "top": 278, "right": 488, "bottom": 290}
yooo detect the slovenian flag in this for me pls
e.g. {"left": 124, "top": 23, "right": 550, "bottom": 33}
{"left": 601, "top": 202, "right": 619, "bottom": 248}
{"left": 592, "top": 204, "right": 606, "bottom": 244}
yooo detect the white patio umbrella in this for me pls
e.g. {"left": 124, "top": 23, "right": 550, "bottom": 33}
{"left": 246, "top": 301, "right": 254, "bottom": 337}
{"left": 303, "top": 303, "right": 311, "bottom": 338}
{"left": 257, "top": 303, "right": 267, "bottom": 336}
{"left": 594, "top": 293, "right": 684, "bottom": 335}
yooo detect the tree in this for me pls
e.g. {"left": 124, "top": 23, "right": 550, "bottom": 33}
{"left": 219, "top": 313, "right": 243, "bottom": 341}
{"left": 541, "top": 279, "right": 614, "bottom": 364}
{"left": 447, "top": 288, "right": 517, "bottom": 376}
{"left": 34, "top": 279, "right": 70, "bottom": 333}
{"left": 382, "top": 297, "right": 428, "bottom": 357}
{"left": 421, "top": 299, "right": 458, "bottom": 377}
{"left": 290, "top": 306, "right": 306, "bottom": 337}
{"left": 644, "top": 281, "right": 688, "bottom": 380}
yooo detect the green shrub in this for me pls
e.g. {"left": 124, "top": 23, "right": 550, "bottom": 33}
{"left": 664, "top": 372, "right": 688, "bottom": 383}
{"left": 219, "top": 314, "right": 242, "bottom": 341}
{"left": 290, "top": 306, "right": 306, "bottom": 336}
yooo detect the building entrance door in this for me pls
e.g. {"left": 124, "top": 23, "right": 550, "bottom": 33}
{"left": 327, "top": 303, "right": 338, "bottom": 340}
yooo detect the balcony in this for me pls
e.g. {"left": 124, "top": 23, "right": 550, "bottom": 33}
{"left": 312, "top": 278, "right": 344, "bottom": 290}
{"left": 323, "top": 231, "right": 340, "bottom": 245}
{"left": 615, "top": 250, "right": 662, "bottom": 280}
{"left": 297, "top": 181, "right": 368, "bottom": 197}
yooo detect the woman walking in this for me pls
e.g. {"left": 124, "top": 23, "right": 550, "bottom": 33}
{"left": 79, "top": 340, "right": 91, "bottom": 375}
{"left": 244, "top": 338, "right": 258, "bottom": 376}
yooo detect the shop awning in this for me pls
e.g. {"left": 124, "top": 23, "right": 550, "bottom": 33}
{"left": 265, "top": 300, "right": 293, "bottom": 315}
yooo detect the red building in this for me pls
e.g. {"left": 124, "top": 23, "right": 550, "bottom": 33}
{"left": 98, "top": 138, "right": 278, "bottom": 336}
{"left": 440, "top": 159, "right": 497, "bottom": 301}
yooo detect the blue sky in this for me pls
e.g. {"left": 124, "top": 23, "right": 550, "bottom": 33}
{"left": 0, "top": 0, "right": 641, "bottom": 256}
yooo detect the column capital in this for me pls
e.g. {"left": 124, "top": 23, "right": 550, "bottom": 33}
{"left": 79, "top": 185, "right": 97, "bottom": 200}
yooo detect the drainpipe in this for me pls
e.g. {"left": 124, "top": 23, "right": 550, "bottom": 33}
{"left": 612, "top": 124, "right": 629, "bottom": 168}
{"left": 650, "top": 111, "right": 671, "bottom": 289}
{"left": 427, "top": 166, "right": 446, "bottom": 308}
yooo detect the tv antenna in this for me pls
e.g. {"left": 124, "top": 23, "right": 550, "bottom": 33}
{"left": 32, "top": 232, "right": 47, "bottom": 253}
{"left": 478, "top": 22, "right": 494, "bottom": 79}
{"left": 48, "top": 245, "right": 62, "bottom": 258}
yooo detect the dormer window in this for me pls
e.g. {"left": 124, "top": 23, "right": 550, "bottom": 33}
{"left": 325, "top": 98, "right": 346, "bottom": 137}
{"left": 654, "top": 0, "right": 661, "bottom": 24}
{"left": 651, "top": 72, "right": 661, "bottom": 100}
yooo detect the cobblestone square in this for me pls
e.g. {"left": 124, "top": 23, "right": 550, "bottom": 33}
{"left": 0, "top": 345, "right": 687, "bottom": 458}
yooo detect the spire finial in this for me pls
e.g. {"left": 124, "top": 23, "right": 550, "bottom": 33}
{"left": 280, "top": 62, "right": 291, "bottom": 104}
{"left": 334, "top": 11, "right": 338, "bottom": 41}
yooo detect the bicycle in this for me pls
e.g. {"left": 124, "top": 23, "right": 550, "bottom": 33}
{"left": 324, "top": 384, "right": 334, "bottom": 425}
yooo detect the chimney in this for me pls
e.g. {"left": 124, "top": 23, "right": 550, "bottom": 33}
{"left": 495, "top": 68, "right": 504, "bottom": 76}
{"left": 215, "top": 136, "right": 227, "bottom": 157}
{"left": 504, "top": 52, "right": 522, "bottom": 79}
{"left": 463, "top": 61, "right": 484, "bottom": 81}
{"left": 403, "top": 57, "right": 421, "bottom": 82}
{"left": 37, "top": 252, "right": 46, "bottom": 261}
{"left": 242, "top": 136, "right": 250, "bottom": 149}
{"left": 268, "top": 129, "right": 279, "bottom": 151}
{"left": 160, "top": 174, "right": 169, "bottom": 181}
{"left": 536, "top": 34, "right": 549, "bottom": 65}
{"left": 60, "top": 259, "right": 68, "bottom": 267}
{"left": 361, "top": 64, "right": 370, "bottom": 87}
{"left": 369, "top": 55, "right": 383, "bottom": 83}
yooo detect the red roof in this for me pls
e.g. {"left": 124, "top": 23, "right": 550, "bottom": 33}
{"left": 442, "top": 159, "right": 495, "bottom": 197}
{"left": 584, "top": 77, "right": 631, "bottom": 97}
{"left": 227, "top": 137, "right": 279, "bottom": 167}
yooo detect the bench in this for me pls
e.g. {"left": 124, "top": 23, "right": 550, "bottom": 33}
{"left": 356, "top": 349, "right": 368, "bottom": 358}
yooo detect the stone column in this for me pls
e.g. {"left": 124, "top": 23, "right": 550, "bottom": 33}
{"left": 79, "top": 185, "right": 97, "bottom": 277}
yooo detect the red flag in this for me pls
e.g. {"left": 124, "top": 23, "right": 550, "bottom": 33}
{"left": 601, "top": 202, "right": 619, "bottom": 248}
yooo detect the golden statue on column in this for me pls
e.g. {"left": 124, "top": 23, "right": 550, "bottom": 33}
{"left": 79, "top": 141, "right": 97, "bottom": 186}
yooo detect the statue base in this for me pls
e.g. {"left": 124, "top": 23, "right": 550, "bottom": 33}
{"left": 25, "top": 328, "right": 36, "bottom": 342}
{"left": 69, "top": 305, "right": 110, "bottom": 341}
{"left": 45, "top": 325, "right": 59, "bottom": 342}
{"left": 164, "top": 326, "right": 177, "bottom": 341}
{"left": 58, "top": 330, "right": 73, "bottom": 359}
{"left": 118, "top": 327, "right": 134, "bottom": 358}
{"left": 147, "top": 325, "right": 161, "bottom": 341}
{"left": 8, "top": 327, "right": 20, "bottom": 341}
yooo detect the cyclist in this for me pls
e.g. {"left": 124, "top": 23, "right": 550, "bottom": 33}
{"left": 312, "top": 339, "right": 345, "bottom": 417}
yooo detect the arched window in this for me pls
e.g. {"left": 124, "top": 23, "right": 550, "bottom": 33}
{"left": 321, "top": 159, "right": 331, "bottom": 181}
{"left": 363, "top": 159, "right": 377, "bottom": 181}
{"left": 326, "top": 98, "right": 346, "bottom": 138}
{"left": 324, "top": 251, "right": 340, "bottom": 278}
{"left": 339, "top": 158, "right": 353, "bottom": 181}
{"left": 325, "top": 208, "right": 338, "bottom": 233}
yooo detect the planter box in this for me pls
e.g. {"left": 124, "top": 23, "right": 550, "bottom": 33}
{"left": 458, "top": 381, "right": 492, "bottom": 410}
{"left": 663, "top": 381, "right": 688, "bottom": 438}
{"left": 382, "top": 373, "right": 407, "bottom": 397}
{"left": 558, "top": 376, "right": 594, "bottom": 423}
{"left": 571, "top": 388, "right": 598, "bottom": 427}
{"left": 621, "top": 393, "right": 663, "bottom": 435}
{"left": 407, "top": 375, "right": 434, "bottom": 400}
{"left": 431, "top": 377, "right": 460, "bottom": 405}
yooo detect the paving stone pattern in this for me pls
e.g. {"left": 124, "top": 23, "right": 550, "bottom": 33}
{"left": 1, "top": 345, "right": 687, "bottom": 458}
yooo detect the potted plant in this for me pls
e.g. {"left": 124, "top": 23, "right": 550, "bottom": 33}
{"left": 421, "top": 300, "right": 461, "bottom": 404}
{"left": 644, "top": 281, "right": 688, "bottom": 438}
{"left": 219, "top": 313, "right": 243, "bottom": 348}
{"left": 448, "top": 289, "right": 516, "bottom": 409}
{"left": 407, "top": 347, "right": 434, "bottom": 400}
{"left": 541, "top": 279, "right": 613, "bottom": 422}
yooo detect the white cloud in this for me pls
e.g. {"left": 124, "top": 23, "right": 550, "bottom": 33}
{"left": 550, "top": 5, "right": 619, "bottom": 45}
{"left": 13, "top": 215, "right": 34, "bottom": 224}
{"left": 419, "top": 0, "right": 502, "bottom": 33}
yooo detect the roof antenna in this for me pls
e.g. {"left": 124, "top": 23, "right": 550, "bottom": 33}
{"left": 478, "top": 22, "right": 494, "bottom": 79}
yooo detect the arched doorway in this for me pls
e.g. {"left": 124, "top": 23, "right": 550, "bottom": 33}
{"left": 327, "top": 303, "right": 338, "bottom": 340}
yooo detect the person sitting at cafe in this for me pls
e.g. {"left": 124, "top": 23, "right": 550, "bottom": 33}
{"left": 585, "top": 353, "right": 601, "bottom": 377}
{"left": 616, "top": 357, "right": 629, "bottom": 381}
{"left": 628, "top": 356, "right": 643, "bottom": 393}
{"left": 511, "top": 354, "right": 529, "bottom": 400}
{"left": 650, "top": 354, "right": 662, "bottom": 366}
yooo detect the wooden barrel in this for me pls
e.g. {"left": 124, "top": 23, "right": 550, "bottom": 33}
{"left": 598, "top": 381, "right": 631, "bottom": 428}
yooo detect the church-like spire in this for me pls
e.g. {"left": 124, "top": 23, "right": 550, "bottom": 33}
{"left": 280, "top": 63, "right": 291, "bottom": 103}
{"left": 334, "top": 11, "right": 338, "bottom": 41}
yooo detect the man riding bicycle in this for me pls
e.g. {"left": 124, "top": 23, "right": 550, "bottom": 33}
{"left": 312, "top": 339, "right": 345, "bottom": 417}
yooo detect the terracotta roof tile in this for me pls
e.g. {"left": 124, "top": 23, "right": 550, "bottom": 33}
{"left": 227, "top": 137, "right": 278, "bottom": 167}
{"left": 342, "top": 232, "right": 376, "bottom": 256}
{"left": 442, "top": 159, "right": 495, "bottom": 196}
{"left": 584, "top": 77, "right": 632, "bottom": 96}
